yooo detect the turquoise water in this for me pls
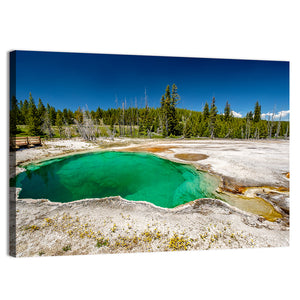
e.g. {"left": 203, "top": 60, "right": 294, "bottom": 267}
{"left": 13, "top": 151, "right": 218, "bottom": 208}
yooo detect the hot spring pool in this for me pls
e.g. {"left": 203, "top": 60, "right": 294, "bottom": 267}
{"left": 12, "top": 151, "right": 219, "bottom": 208}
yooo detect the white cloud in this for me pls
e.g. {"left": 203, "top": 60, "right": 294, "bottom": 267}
{"left": 231, "top": 110, "right": 242, "bottom": 118}
{"left": 261, "top": 110, "right": 290, "bottom": 120}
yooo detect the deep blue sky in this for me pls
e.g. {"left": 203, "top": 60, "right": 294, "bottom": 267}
{"left": 13, "top": 50, "right": 289, "bottom": 119}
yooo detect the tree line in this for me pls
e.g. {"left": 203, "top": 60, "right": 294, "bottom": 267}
{"left": 10, "top": 85, "right": 289, "bottom": 140}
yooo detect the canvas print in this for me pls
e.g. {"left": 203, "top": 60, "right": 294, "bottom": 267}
{"left": 9, "top": 51, "right": 289, "bottom": 257}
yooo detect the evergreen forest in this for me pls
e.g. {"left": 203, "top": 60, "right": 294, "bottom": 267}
{"left": 10, "top": 84, "right": 289, "bottom": 140}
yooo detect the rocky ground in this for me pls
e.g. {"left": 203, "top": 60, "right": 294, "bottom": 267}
{"left": 10, "top": 137, "right": 290, "bottom": 257}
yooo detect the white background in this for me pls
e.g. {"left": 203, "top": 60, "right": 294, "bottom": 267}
{"left": 1, "top": 1, "right": 299, "bottom": 299}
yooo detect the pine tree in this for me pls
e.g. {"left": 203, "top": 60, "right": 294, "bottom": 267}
{"left": 12, "top": 90, "right": 289, "bottom": 141}
{"left": 55, "top": 110, "right": 64, "bottom": 138}
{"left": 246, "top": 111, "right": 253, "bottom": 121}
{"left": 68, "top": 109, "right": 74, "bottom": 124}
{"left": 139, "top": 107, "right": 151, "bottom": 136}
{"left": 49, "top": 106, "right": 57, "bottom": 126}
{"left": 254, "top": 101, "right": 261, "bottom": 122}
{"left": 27, "top": 93, "right": 42, "bottom": 136}
{"left": 160, "top": 95, "right": 168, "bottom": 137}
{"left": 224, "top": 101, "right": 231, "bottom": 122}
{"left": 164, "top": 85, "right": 171, "bottom": 136}
{"left": 10, "top": 96, "right": 20, "bottom": 135}
{"left": 20, "top": 99, "right": 29, "bottom": 125}
{"left": 18, "top": 100, "right": 25, "bottom": 124}
{"left": 203, "top": 102, "right": 210, "bottom": 121}
{"left": 182, "top": 114, "right": 192, "bottom": 138}
{"left": 169, "top": 84, "right": 180, "bottom": 135}
{"left": 258, "top": 121, "right": 268, "bottom": 139}
{"left": 160, "top": 84, "right": 180, "bottom": 137}
{"left": 95, "top": 107, "right": 103, "bottom": 122}
{"left": 63, "top": 108, "right": 69, "bottom": 124}
{"left": 45, "top": 103, "right": 57, "bottom": 126}
{"left": 37, "top": 98, "right": 46, "bottom": 129}
{"left": 209, "top": 97, "right": 218, "bottom": 138}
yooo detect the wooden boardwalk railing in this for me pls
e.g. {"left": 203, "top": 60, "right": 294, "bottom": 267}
{"left": 10, "top": 136, "right": 42, "bottom": 149}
